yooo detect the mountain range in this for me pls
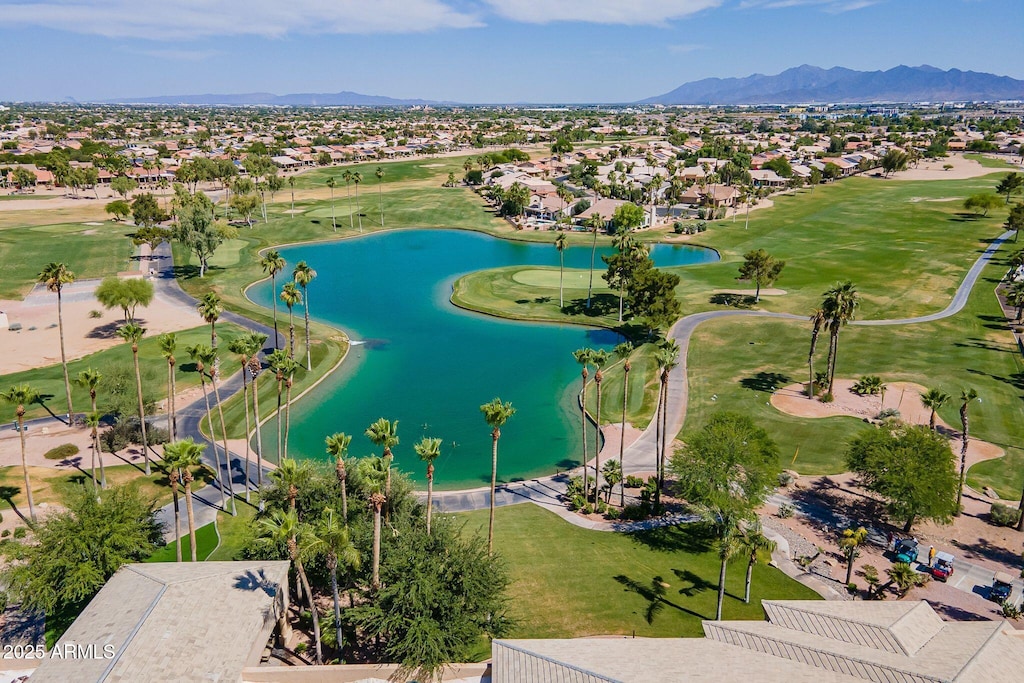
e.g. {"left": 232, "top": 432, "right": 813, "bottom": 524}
{"left": 106, "top": 91, "right": 439, "bottom": 106}
{"left": 641, "top": 65, "right": 1024, "bottom": 105}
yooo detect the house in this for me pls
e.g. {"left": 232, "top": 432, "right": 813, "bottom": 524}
{"left": 750, "top": 169, "right": 787, "bottom": 188}
{"left": 575, "top": 198, "right": 649, "bottom": 229}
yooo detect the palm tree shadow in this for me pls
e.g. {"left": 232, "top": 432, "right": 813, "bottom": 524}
{"left": 630, "top": 524, "right": 714, "bottom": 554}
{"left": 614, "top": 574, "right": 708, "bottom": 623}
{"left": 672, "top": 568, "right": 715, "bottom": 597}
{"left": 740, "top": 372, "right": 791, "bottom": 393}
{"left": 0, "top": 486, "right": 30, "bottom": 524}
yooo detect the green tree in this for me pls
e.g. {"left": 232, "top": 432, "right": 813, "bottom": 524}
{"left": 612, "top": 202, "right": 644, "bottom": 232}
{"left": 110, "top": 175, "right": 138, "bottom": 200}
{"left": 353, "top": 171, "right": 363, "bottom": 232}
{"left": 84, "top": 411, "right": 107, "bottom": 492}
{"left": 104, "top": 199, "right": 131, "bottom": 221}
{"left": 822, "top": 281, "right": 859, "bottom": 395}
{"left": 920, "top": 388, "right": 950, "bottom": 431}
{"left": 292, "top": 261, "right": 317, "bottom": 371}
{"left": 880, "top": 149, "right": 909, "bottom": 177}
{"left": 885, "top": 562, "right": 927, "bottom": 598}
{"left": 737, "top": 249, "right": 785, "bottom": 303}
{"left": 267, "top": 349, "right": 291, "bottom": 461}
{"left": 600, "top": 459, "right": 622, "bottom": 504}
{"left": 670, "top": 412, "right": 780, "bottom": 620}
{"left": 242, "top": 332, "right": 269, "bottom": 483}
{"left": 739, "top": 522, "right": 777, "bottom": 603}
{"left": 174, "top": 190, "right": 230, "bottom": 277}
{"left": 604, "top": 233, "right": 649, "bottom": 322}
{"left": 376, "top": 166, "right": 385, "bottom": 227}
{"left": 995, "top": 173, "right": 1023, "bottom": 204}
{"left": 572, "top": 349, "right": 593, "bottom": 501}
{"left": 626, "top": 262, "right": 682, "bottom": 333}
{"left": 956, "top": 388, "right": 980, "bottom": 513}
{"left": 326, "top": 177, "right": 338, "bottom": 231}
{"left": 480, "top": 398, "right": 515, "bottom": 554}
{"left": 358, "top": 455, "right": 389, "bottom": 589}
{"left": 38, "top": 262, "right": 76, "bottom": 422}
{"left": 414, "top": 437, "right": 442, "bottom": 535}
{"left": 1006, "top": 203, "right": 1024, "bottom": 242}
{"left": 809, "top": 166, "right": 823, "bottom": 188}
{"left": 551, "top": 137, "right": 574, "bottom": 154}
{"left": 963, "top": 192, "right": 1003, "bottom": 217}
{"left": 1, "top": 485, "right": 160, "bottom": 621}
{"left": 654, "top": 342, "right": 679, "bottom": 507}
{"left": 188, "top": 343, "right": 227, "bottom": 511}
{"left": 807, "top": 308, "right": 826, "bottom": 399}
{"left": 94, "top": 276, "right": 154, "bottom": 322}
{"left": 11, "top": 167, "right": 36, "bottom": 191}
{"left": 1, "top": 384, "right": 41, "bottom": 522}
{"left": 365, "top": 418, "right": 399, "bottom": 521}
{"left": 325, "top": 433, "right": 352, "bottom": 520}
{"left": 227, "top": 336, "right": 257, "bottom": 499}
{"left": 614, "top": 341, "right": 634, "bottom": 506}
{"left": 590, "top": 349, "right": 610, "bottom": 506}
{"left": 585, "top": 214, "right": 604, "bottom": 309}
{"left": 197, "top": 291, "right": 222, "bottom": 348}
{"left": 554, "top": 232, "right": 568, "bottom": 309}
{"left": 162, "top": 438, "right": 205, "bottom": 562}
{"left": 303, "top": 508, "right": 360, "bottom": 656}
{"left": 229, "top": 192, "right": 258, "bottom": 228}
{"left": 260, "top": 250, "right": 286, "bottom": 350}
{"left": 846, "top": 423, "right": 958, "bottom": 531}
{"left": 342, "top": 170, "right": 355, "bottom": 231}
{"left": 131, "top": 192, "right": 164, "bottom": 227}
{"left": 116, "top": 322, "right": 151, "bottom": 475}
{"left": 839, "top": 526, "right": 868, "bottom": 585}
{"left": 157, "top": 334, "right": 178, "bottom": 441}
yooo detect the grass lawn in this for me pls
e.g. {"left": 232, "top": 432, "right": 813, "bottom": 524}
{"left": 0, "top": 220, "right": 134, "bottom": 298}
{"left": 0, "top": 323, "right": 246, "bottom": 423}
{"left": 0, "top": 463, "right": 213, "bottom": 516}
{"left": 964, "top": 153, "right": 1019, "bottom": 169}
{"left": 686, "top": 241, "right": 1024, "bottom": 475}
{"left": 457, "top": 504, "right": 820, "bottom": 638}
{"left": 149, "top": 503, "right": 256, "bottom": 562}
{"left": 146, "top": 519, "right": 219, "bottom": 562}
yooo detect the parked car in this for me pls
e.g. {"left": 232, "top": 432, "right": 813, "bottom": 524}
{"left": 990, "top": 572, "right": 1014, "bottom": 603}
{"left": 894, "top": 538, "right": 919, "bottom": 564}
{"left": 930, "top": 552, "right": 954, "bottom": 582}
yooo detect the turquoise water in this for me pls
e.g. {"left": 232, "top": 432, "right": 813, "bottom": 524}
{"left": 250, "top": 230, "right": 717, "bottom": 488}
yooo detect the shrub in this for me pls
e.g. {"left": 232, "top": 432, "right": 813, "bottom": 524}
{"left": 1, "top": 530, "right": 9, "bottom": 538}
{"left": 672, "top": 222, "right": 684, "bottom": 234}
{"left": 1001, "top": 601, "right": 1022, "bottom": 620}
{"left": 88, "top": 309, "right": 103, "bottom": 319}
{"left": 13, "top": 527, "right": 27, "bottom": 540}
{"left": 568, "top": 494, "right": 587, "bottom": 512}
{"left": 778, "top": 471, "right": 795, "bottom": 487}
{"left": 695, "top": 220, "right": 708, "bottom": 232}
{"left": 625, "top": 475, "right": 645, "bottom": 488}
{"left": 620, "top": 504, "right": 647, "bottom": 521}
{"left": 581, "top": 504, "right": 593, "bottom": 515}
{"left": 778, "top": 502, "right": 795, "bottom": 518}
{"left": 295, "top": 642, "right": 308, "bottom": 654}
{"left": 847, "top": 582, "right": 858, "bottom": 594}
{"left": 604, "top": 507, "right": 620, "bottom": 520}
{"left": 101, "top": 419, "right": 169, "bottom": 453}
{"left": 990, "top": 502, "right": 1022, "bottom": 528}
{"left": 43, "top": 443, "right": 80, "bottom": 460}
{"left": 821, "top": 392, "right": 834, "bottom": 403}
{"left": 876, "top": 408, "right": 901, "bottom": 420}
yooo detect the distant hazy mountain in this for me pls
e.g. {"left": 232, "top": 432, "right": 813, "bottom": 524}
{"left": 106, "top": 91, "right": 440, "bottom": 106}
{"left": 642, "top": 65, "right": 1024, "bottom": 105}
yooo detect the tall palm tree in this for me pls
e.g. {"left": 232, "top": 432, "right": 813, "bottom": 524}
{"left": 375, "top": 166, "right": 385, "bottom": 227}
{"left": 480, "top": 397, "right": 515, "bottom": 554}
{"left": 267, "top": 349, "right": 291, "bottom": 463}
{"left": 164, "top": 438, "right": 204, "bottom": 561}
{"left": 161, "top": 439, "right": 189, "bottom": 562}
{"left": 292, "top": 262, "right": 317, "bottom": 371}
{"left": 807, "top": 308, "right": 826, "bottom": 399}
{"left": 270, "top": 457, "right": 313, "bottom": 512}
{"left": 257, "top": 508, "right": 323, "bottom": 664}
{"left": 611, "top": 229, "right": 635, "bottom": 323}
{"left": 342, "top": 170, "right": 355, "bottom": 231}
{"left": 2, "top": 384, "right": 40, "bottom": 523}
{"left": 116, "top": 322, "right": 151, "bottom": 475}
{"left": 414, "top": 437, "right": 442, "bottom": 534}
{"left": 554, "top": 232, "right": 568, "bottom": 309}
{"left": 715, "top": 523, "right": 739, "bottom": 620}
{"left": 822, "top": 282, "right": 859, "bottom": 395}
{"left": 280, "top": 282, "right": 302, "bottom": 361}
{"left": 282, "top": 357, "right": 300, "bottom": 461}
{"left": 614, "top": 342, "right": 634, "bottom": 506}
{"left": 590, "top": 349, "right": 610, "bottom": 506}
{"left": 358, "top": 455, "right": 389, "bottom": 589}
{"left": 303, "top": 508, "right": 360, "bottom": 656}
{"left": 352, "top": 171, "right": 363, "bottom": 232}
{"left": 85, "top": 411, "right": 106, "bottom": 492}
{"left": 839, "top": 526, "right": 868, "bottom": 586}
{"left": 956, "top": 388, "right": 979, "bottom": 513}
{"left": 586, "top": 213, "right": 603, "bottom": 309}
{"left": 75, "top": 367, "right": 102, "bottom": 415}
{"left": 325, "top": 433, "right": 352, "bottom": 520}
{"left": 573, "top": 348, "right": 593, "bottom": 500}
{"left": 197, "top": 292, "right": 223, "bottom": 348}
{"left": 158, "top": 334, "right": 177, "bottom": 440}
{"left": 38, "top": 262, "right": 76, "bottom": 423}
{"left": 244, "top": 332, "right": 268, "bottom": 487}
{"left": 921, "top": 388, "right": 950, "bottom": 431}
{"left": 260, "top": 250, "right": 286, "bottom": 350}
{"left": 187, "top": 343, "right": 227, "bottom": 512}
{"left": 228, "top": 336, "right": 256, "bottom": 501}
{"left": 654, "top": 342, "right": 679, "bottom": 508}
{"left": 739, "top": 522, "right": 777, "bottom": 604}
{"left": 365, "top": 418, "right": 398, "bottom": 521}
{"left": 288, "top": 175, "right": 295, "bottom": 212}
{"left": 326, "top": 177, "right": 337, "bottom": 231}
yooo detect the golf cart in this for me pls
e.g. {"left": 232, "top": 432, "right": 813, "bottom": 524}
{"left": 930, "top": 552, "right": 954, "bottom": 582}
{"left": 894, "top": 538, "right": 919, "bottom": 564}
{"left": 990, "top": 572, "right": 1014, "bottom": 603}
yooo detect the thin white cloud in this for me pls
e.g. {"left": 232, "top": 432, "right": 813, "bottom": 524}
{"left": 740, "top": 0, "right": 879, "bottom": 10}
{"left": 482, "top": 0, "right": 723, "bottom": 25}
{"left": 668, "top": 44, "right": 706, "bottom": 54}
{"left": 0, "top": 0, "right": 482, "bottom": 39}
{"left": 129, "top": 48, "right": 221, "bottom": 62}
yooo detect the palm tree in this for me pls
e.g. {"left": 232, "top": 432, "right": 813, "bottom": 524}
{"left": 807, "top": 308, "right": 826, "bottom": 399}
{"left": 267, "top": 349, "right": 291, "bottom": 462}
{"left": 288, "top": 175, "right": 295, "bottom": 212}
{"left": 260, "top": 250, "right": 286, "bottom": 350}
{"left": 187, "top": 343, "right": 227, "bottom": 512}
{"left": 375, "top": 166, "right": 385, "bottom": 227}
{"left": 614, "top": 342, "right": 634, "bottom": 506}
{"left": 164, "top": 438, "right": 204, "bottom": 561}
{"left": 303, "top": 508, "right": 360, "bottom": 656}
{"left": 586, "top": 213, "right": 603, "bottom": 309}
{"left": 414, "top": 437, "right": 442, "bottom": 535}
{"left": 365, "top": 418, "right": 398, "bottom": 521}
{"left": 590, "top": 349, "right": 610, "bottom": 506}
{"left": 342, "top": 170, "right": 354, "bottom": 231}
{"left": 292, "top": 262, "right": 317, "bottom": 372}
{"left": 38, "top": 262, "right": 76, "bottom": 423}
{"left": 358, "top": 455, "right": 389, "bottom": 589}
{"left": 326, "top": 177, "right": 337, "bottom": 231}
{"left": 158, "top": 334, "right": 177, "bottom": 440}
{"left": 654, "top": 342, "right": 679, "bottom": 508}
{"left": 480, "top": 397, "right": 515, "bottom": 554}
{"left": 611, "top": 230, "right": 634, "bottom": 323}
{"left": 1006, "top": 281, "right": 1024, "bottom": 320}
{"left": 282, "top": 357, "right": 300, "bottom": 461}
{"left": 197, "top": 292, "right": 223, "bottom": 348}
{"left": 352, "top": 171, "right": 363, "bottom": 233}
{"left": 2, "top": 384, "right": 40, "bottom": 523}
{"left": 257, "top": 508, "right": 323, "bottom": 663}
{"left": 715, "top": 526, "right": 739, "bottom": 620}
{"left": 325, "top": 433, "right": 352, "bottom": 520}
{"left": 822, "top": 282, "right": 859, "bottom": 395}
{"left": 956, "top": 388, "right": 979, "bottom": 513}
{"left": 75, "top": 367, "right": 102, "bottom": 415}
{"left": 85, "top": 411, "right": 106, "bottom": 492}
{"left": 921, "top": 388, "right": 950, "bottom": 430}
{"left": 573, "top": 349, "right": 593, "bottom": 500}
{"left": 739, "top": 522, "right": 777, "bottom": 603}
{"left": 886, "top": 562, "right": 925, "bottom": 598}
{"left": 244, "top": 332, "right": 268, "bottom": 487}
{"left": 270, "top": 457, "right": 313, "bottom": 512}
{"left": 228, "top": 336, "right": 256, "bottom": 501}
{"left": 116, "top": 322, "right": 151, "bottom": 475}
{"left": 280, "top": 282, "right": 302, "bottom": 361}
{"left": 554, "top": 232, "right": 568, "bottom": 309}
{"left": 203, "top": 346, "right": 237, "bottom": 515}
{"left": 162, "top": 439, "right": 189, "bottom": 561}
{"left": 839, "top": 526, "right": 868, "bottom": 585}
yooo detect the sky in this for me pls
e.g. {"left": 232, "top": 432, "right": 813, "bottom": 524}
{"left": 1, "top": 0, "right": 1021, "bottom": 103}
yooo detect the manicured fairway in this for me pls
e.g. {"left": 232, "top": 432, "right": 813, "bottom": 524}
{"left": 457, "top": 504, "right": 820, "bottom": 638}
